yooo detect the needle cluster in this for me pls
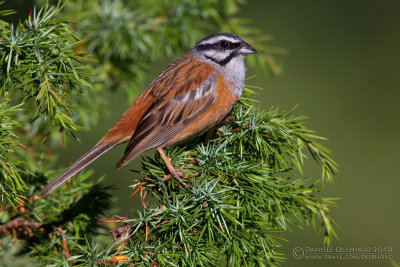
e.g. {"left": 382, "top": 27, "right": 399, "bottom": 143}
{"left": 0, "top": 4, "right": 91, "bottom": 206}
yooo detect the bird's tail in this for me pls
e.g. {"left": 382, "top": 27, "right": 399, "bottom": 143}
{"left": 39, "top": 141, "right": 116, "bottom": 197}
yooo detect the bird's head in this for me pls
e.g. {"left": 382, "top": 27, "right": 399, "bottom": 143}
{"left": 192, "top": 33, "right": 257, "bottom": 68}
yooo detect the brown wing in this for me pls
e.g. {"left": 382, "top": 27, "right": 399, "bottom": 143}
{"left": 115, "top": 60, "right": 217, "bottom": 169}
{"left": 99, "top": 53, "right": 213, "bottom": 145}
{"left": 147, "top": 53, "right": 214, "bottom": 99}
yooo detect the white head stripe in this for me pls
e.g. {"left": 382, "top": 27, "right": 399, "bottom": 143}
{"left": 199, "top": 36, "right": 239, "bottom": 46}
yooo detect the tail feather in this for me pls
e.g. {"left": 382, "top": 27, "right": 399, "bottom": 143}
{"left": 39, "top": 142, "right": 116, "bottom": 197}
{"left": 115, "top": 147, "right": 143, "bottom": 170}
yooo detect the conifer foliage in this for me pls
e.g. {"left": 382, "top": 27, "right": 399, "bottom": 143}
{"left": 0, "top": 1, "right": 337, "bottom": 265}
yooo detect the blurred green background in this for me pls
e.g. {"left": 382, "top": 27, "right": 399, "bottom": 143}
{"left": 3, "top": 0, "right": 399, "bottom": 266}
{"left": 242, "top": 1, "right": 400, "bottom": 266}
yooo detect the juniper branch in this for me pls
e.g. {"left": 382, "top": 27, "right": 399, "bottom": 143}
{"left": 69, "top": 86, "right": 337, "bottom": 266}
{"left": 0, "top": 1, "right": 337, "bottom": 266}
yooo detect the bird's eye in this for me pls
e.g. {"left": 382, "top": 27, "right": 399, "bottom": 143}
{"left": 220, "top": 41, "right": 229, "bottom": 49}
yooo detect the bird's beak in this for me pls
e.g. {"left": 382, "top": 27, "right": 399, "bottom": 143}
{"left": 238, "top": 43, "right": 257, "bottom": 55}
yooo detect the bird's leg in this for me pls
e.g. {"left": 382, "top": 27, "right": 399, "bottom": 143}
{"left": 157, "top": 147, "right": 189, "bottom": 189}
{"left": 161, "top": 163, "right": 200, "bottom": 182}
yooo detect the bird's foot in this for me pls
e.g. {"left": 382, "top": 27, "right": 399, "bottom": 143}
{"left": 157, "top": 147, "right": 198, "bottom": 189}
{"left": 161, "top": 163, "right": 199, "bottom": 185}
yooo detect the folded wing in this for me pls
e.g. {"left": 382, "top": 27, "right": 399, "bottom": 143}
{"left": 115, "top": 61, "right": 217, "bottom": 169}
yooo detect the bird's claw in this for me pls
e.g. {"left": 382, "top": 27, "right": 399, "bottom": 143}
{"left": 160, "top": 163, "right": 199, "bottom": 188}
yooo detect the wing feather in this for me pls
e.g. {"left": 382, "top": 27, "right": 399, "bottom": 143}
{"left": 115, "top": 66, "right": 217, "bottom": 169}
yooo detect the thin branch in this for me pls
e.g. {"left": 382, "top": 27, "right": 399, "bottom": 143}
{"left": 0, "top": 217, "right": 42, "bottom": 234}
{"left": 54, "top": 227, "right": 71, "bottom": 258}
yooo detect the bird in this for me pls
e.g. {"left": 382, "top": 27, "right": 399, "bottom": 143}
{"left": 39, "top": 33, "right": 257, "bottom": 197}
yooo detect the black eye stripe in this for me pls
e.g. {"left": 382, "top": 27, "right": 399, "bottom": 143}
{"left": 196, "top": 41, "right": 241, "bottom": 51}
{"left": 229, "top": 43, "right": 240, "bottom": 49}
{"left": 196, "top": 43, "right": 214, "bottom": 51}
{"left": 229, "top": 42, "right": 240, "bottom": 49}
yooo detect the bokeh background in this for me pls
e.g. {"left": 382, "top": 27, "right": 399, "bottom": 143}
{"left": 3, "top": 0, "right": 399, "bottom": 266}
